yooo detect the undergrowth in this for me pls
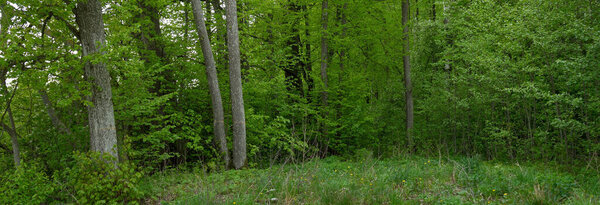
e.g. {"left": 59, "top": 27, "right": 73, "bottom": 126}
{"left": 139, "top": 153, "right": 600, "bottom": 204}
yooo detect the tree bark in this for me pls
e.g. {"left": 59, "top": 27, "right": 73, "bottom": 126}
{"left": 39, "top": 89, "right": 73, "bottom": 135}
{"left": 432, "top": 0, "right": 436, "bottom": 21}
{"left": 225, "top": 0, "right": 247, "bottom": 169}
{"left": 0, "top": 1, "right": 20, "bottom": 167}
{"left": 191, "top": 0, "right": 230, "bottom": 168}
{"left": 1, "top": 80, "right": 20, "bottom": 167}
{"left": 303, "top": 4, "right": 314, "bottom": 99}
{"left": 284, "top": 2, "right": 305, "bottom": 96}
{"left": 320, "top": 0, "right": 329, "bottom": 106}
{"left": 319, "top": 0, "right": 329, "bottom": 154}
{"left": 74, "top": 0, "right": 119, "bottom": 160}
{"left": 402, "top": 0, "right": 414, "bottom": 147}
{"left": 339, "top": 3, "right": 347, "bottom": 83}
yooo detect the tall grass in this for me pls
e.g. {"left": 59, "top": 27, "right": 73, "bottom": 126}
{"left": 139, "top": 154, "right": 599, "bottom": 204}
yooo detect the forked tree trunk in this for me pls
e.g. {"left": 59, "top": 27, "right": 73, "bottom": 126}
{"left": 74, "top": 0, "right": 118, "bottom": 160}
{"left": 191, "top": 0, "right": 230, "bottom": 168}
{"left": 225, "top": 0, "right": 247, "bottom": 169}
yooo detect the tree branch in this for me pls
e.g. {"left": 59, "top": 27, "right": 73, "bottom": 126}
{"left": 52, "top": 15, "right": 80, "bottom": 40}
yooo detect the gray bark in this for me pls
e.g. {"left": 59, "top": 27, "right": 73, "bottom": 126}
{"left": 74, "top": 0, "right": 118, "bottom": 160}
{"left": 0, "top": 1, "right": 19, "bottom": 167}
{"left": 6, "top": 107, "right": 19, "bottom": 167}
{"left": 39, "top": 89, "right": 72, "bottom": 135}
{"left": 225, "top": 0, "right": 247, "bottom": 169}
{"left": 320, "top": 0, "right": 329, "bottom": 106}
{"left": 191, "top": 0, "right": 230, "bottom": 168}
{"left": 402, "top": 0, "right": 414, "bottom": 146}
{"left": 1, "top": 81, "right": 20, "bottom": 167}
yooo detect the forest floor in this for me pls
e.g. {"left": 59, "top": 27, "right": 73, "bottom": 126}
{"left": 140, "top": 155, "right": 600, "bottom": 204}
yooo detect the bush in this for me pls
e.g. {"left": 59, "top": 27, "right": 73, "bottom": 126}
{"left": 0, "top": 163, "right": 55, "bottom": 204}
{"left": 54, "top": 152, "right": 144, "bottom": 204}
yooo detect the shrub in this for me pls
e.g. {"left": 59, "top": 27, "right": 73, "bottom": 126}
{"left": 54, "top": 152, "right": 144, "bottom": 204}
{"left": 0, "top": 163, "right": 55, "bottom": 204}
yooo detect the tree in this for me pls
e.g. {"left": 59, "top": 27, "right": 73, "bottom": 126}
{"left": 0, "top": 0, "right": 20, "bottom": 167}
{"left": 225, "top": 0, "right": 247, "bottom": 169}
{"left": 191, "top": 0, "right": 230, "bottom": 168}
{"left": 319, "top": 0, "right": 330, "bottom": 154}
{"left": 402, "top": 0, "right": 414, "bottom": 147}
{"left": 284, "top": 1, "right": 305, "bottom": 96}
{"left": 74, "top": 0, "right": 119, "bottom": 160}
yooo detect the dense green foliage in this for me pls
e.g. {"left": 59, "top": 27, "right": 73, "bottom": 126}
{"left": 0, "top": 0, "right": 598, "bottom": 203}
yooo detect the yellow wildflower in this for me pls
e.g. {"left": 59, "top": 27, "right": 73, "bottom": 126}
{"left": 402, "top": 180, "right": 406, "bottom": 183}
{"left": 492, "top": 189, "right": 496, "bottom": 192}
{"left": 504, "top": 193, "right": 507, "bottom": 196}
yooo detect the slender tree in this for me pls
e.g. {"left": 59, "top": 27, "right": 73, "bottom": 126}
{"left": 74, "top": 0, "right": 119, "bottom": 160}
{"left": 320, "top": 0, "right": 329, "bottom": 154}
{"left": 320, "top": 0, "right": 329, "bottom": 106}
{"left": 0, "top": 0, "right": 20, "bottom": 167}
{"left": 402, "top": 0, "right": 414, "bottom": 147}
{"left": 225, "top": 0, "right": 247, "bottom": 169}
{"left": 39, "top": 89, "right": 72, "bottom": 136}
{"left": 1, "top": 78, "right": 20, "bottom": 168}
{"left": 284, "top": 2, "right": 304, "bottom": 96}
{"left": 191, "top": 0, "right": 230, "bottom": 168}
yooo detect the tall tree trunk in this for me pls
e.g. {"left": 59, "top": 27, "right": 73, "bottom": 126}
{"left": 75, "top": 0, "right": 119, "bottom": 160}
{"left": 191, "top": 0, "right": 230, "bottom": 168}
{"left": 402, "top": 0, "right": 414, "bottom": 147}
{"left": 225, "top": 0, "right": 247, "bottom": 169}
{"left": 303, "top": 4, "right": 314, "bottom": 99}
{"left": 5, "top": 91, "right": 19, "bottom": 167}
{"left": 0, "top": 0, "right": 20, "bottom": 167}
{"left": 320, "top": 0, "right": 329, "bottom": 154}
{"left": 416, "top": 0, "right": 419, "bottom": 20}
{"left": 284, "top": 2, "right": 305, "bottom": 96}
{"left": 1, "top": 79, "right": 20, "bottom": 167}
{"left": 338, "top": 3, "right": 347, "bottom": 83}
{"left": 320, "top": 0, "right": 329, "bottom": 105}
{"left": 432, "top": 0, "right": 436, "bottom": 21}
{"left": 443, "top": 4, "right": 450, "bottom": 71}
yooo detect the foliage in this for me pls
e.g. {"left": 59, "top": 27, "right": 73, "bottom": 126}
{"left": 0, "top": 163, "right": 55, "bottom": 204}
{"left": 0, "top": 0, "right": 599, "bottom": 203}
{"left": 53, "top": 152, "right": 144, "bottom": 204}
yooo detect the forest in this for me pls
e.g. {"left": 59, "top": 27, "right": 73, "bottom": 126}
{"left": 1, "top": 0, "right": 599, "bottom": 204}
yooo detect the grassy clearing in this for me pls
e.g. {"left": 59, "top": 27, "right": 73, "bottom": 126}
{"left": 139, "top": 155, "right": 600, "bottom": 204}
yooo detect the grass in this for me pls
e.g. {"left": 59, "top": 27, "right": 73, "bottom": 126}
{"left": 139, "top": 155, "right": 600, "bottom": 204}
